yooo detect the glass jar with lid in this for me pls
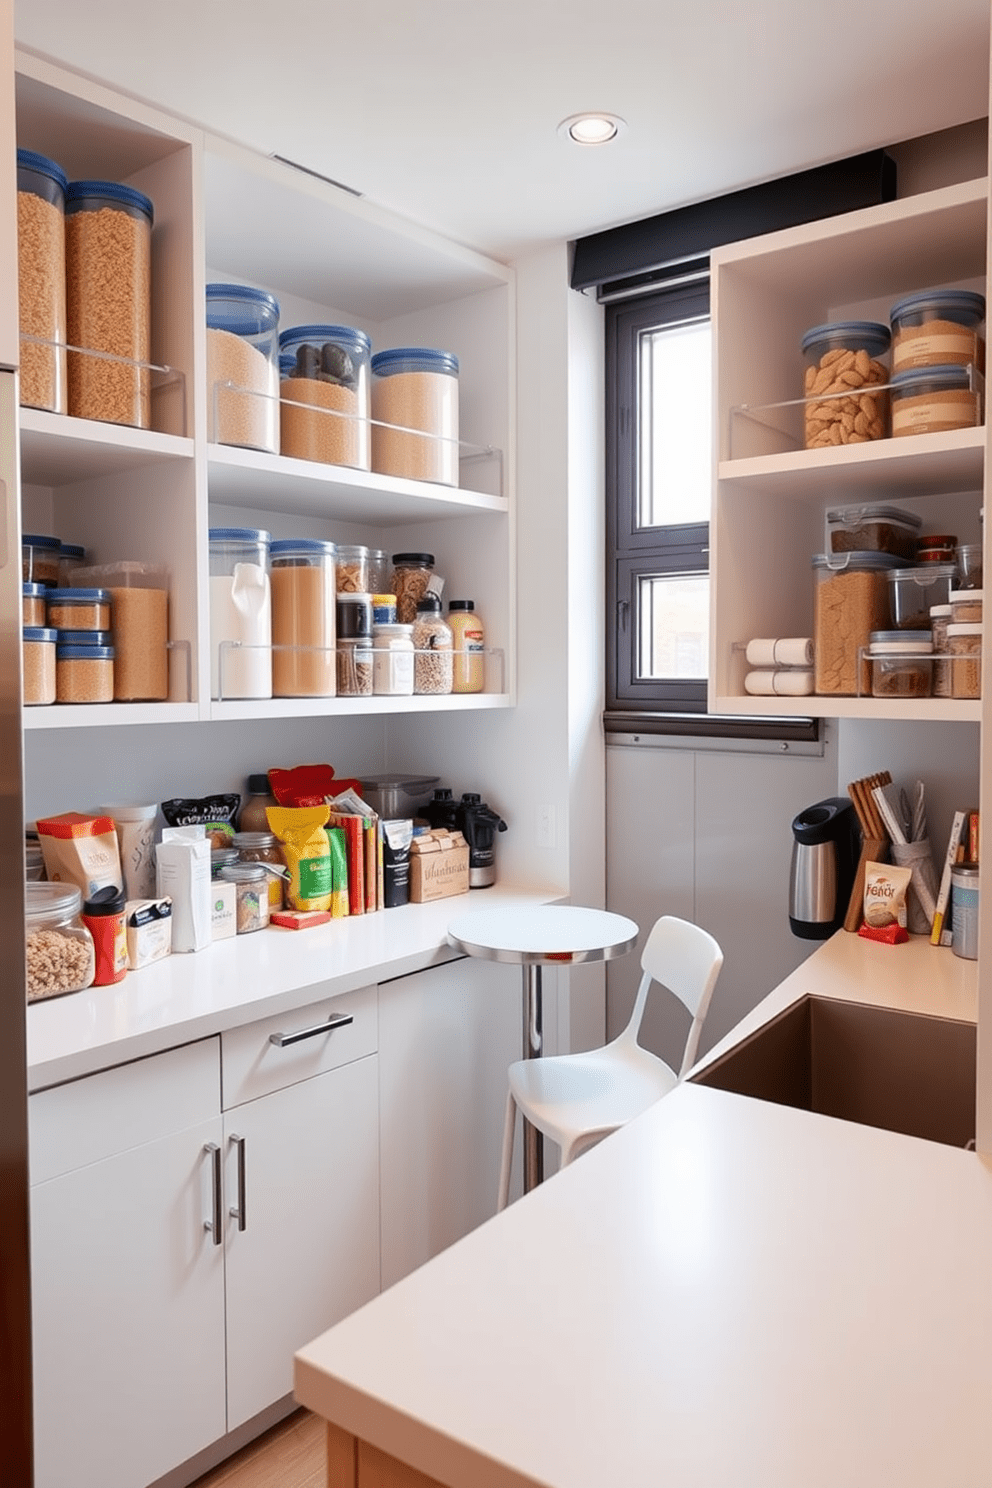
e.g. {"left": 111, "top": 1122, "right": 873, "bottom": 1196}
{"left": 367, "top": 549, "right": 390, "bottom": 594}
{"left": 372, "top": 623, "right": 415, "bottom": 695}
{"left": 889, "top": 288, "right": 985, "bottom": 373}
{"left": 218, "top": 862, "right": 270, "bottom": 934}
{"left": 390, "top": 553, "right": 435, "bottom": 624}
{"left": 65, "top": 180, "right": 154, "bottom": 428}
{"left": 232, "top": 830, "right": 285, "bottom": 912}
{"left": 270, "top": 538, "right": 336, "bottom": 698}
{"left": 208, "top": 527, "right": 271, "bottom": 700}
{"left": 412, "top": 595, "right": 453, "bottom": 695}
{"left": 337, "top": 590, "right": 373, "bottom": 695}
{"left": 26, "top": 882, "right": 95, "bottom": 1001}
{"left": 279, "top": 323, "right": 371, "bottom": 469}
{"left": 890, "top": 364, "right": 982, "bottom": 437}
{"left": 801, "top": 321, "right": 889, "bottom": 449}
{"left": 335, "top": 544, "right": 370, "bottom": 594}
{"left": 17, "top": 148, "right": 68, "bottom": 414}
{"left": 206, "top": 283, "right": 280, "bottom": 453}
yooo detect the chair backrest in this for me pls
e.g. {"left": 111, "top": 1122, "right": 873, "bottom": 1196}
{"left": 619, "top": 915, "right": 724, "bottom": 1077}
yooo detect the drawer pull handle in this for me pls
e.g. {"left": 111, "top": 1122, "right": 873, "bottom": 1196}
{"left": 229, "top": 1134, "right": 246, "bottom": 1232}
{"left": 268, "top": 1014, "right": 354, "bottom": 1048}
{"left": 203, "top": 1142, "right": 222, "bottom": 1246}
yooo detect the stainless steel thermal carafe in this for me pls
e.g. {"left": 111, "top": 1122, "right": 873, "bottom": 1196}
{"left": 789, "top": 796, "right": 856, "bottom": 939}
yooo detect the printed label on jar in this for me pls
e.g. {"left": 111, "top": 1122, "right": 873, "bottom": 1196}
{"left": 893, "top": 329, "right": 978, "bottom": 368}
{"left": 892, "top": 392, "right": 979, "bottom": 435}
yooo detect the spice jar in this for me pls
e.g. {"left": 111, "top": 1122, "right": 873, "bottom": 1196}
{"left": 74, "top": 560, "right": 169, "bottom": 701}
{"left": 55, "top": 642, "right": 114, "bottom": 703}
{"left": 25, "top": 882, "right": 95, "bottom": 1001}
{"left": 22, "top": 533, "right": 61, "bottom": 588}
{"left": 278, "top": 323, "right": 371, "bottom": 469}
{"left": 887, "top": 563, "right": 956, "bottom": 630}
{"left": 956, "top": 543, "right": 983, "bottom": 589}
{"left": 23, "top": 627, "right": 57, "bottom": 705}
{"left": 371, "top": 348, "right": 460, "bottom": 485}
{"left": 82, "top": 885, "right": 128, "bottom": 986}
{"left": 448, "top": 600, "right": 485, "bottom": 693}
{"left": 949, "top": 588, "right": 983, "bottom": 624}
{"left": 270, "top": 538, "right": 336, "bottom": 698}
{"left": 801, "top": 320, "right": 889, "bottom": 450}
{"left": 218, "top": 862, "right": 270, "bottom": 934}
{"left": 889, "top": 289, "right": 985, "bottom": 374}
{"left": 232, "top": 830, "right": 285, "bottom": 912}
{"left": 930, "top": 604, "right": 952, "bottom": 698}
{"left": 209, "top": 527, "right": 271, "bottom": 700}
{"left": 65, "top": 180, "right": 154, "bottom": 428}
{"left": 23, "top": 583, "right": 47, "bottom": 626}
{"left": 206, "top": 283, "right": 280, "bottom": 453}
{"left": 368, "top": 549, "right": 390, "bottom": 594}
{"left": 948, "top": 623, "right": 982, "bottom": 699}
{"left": 334, "top": 544, "right": 370, "bottom": 594}
{"left": 867, "top": 631, "right": 933, "bottom": 698}
{"left": 890, "top": 364, "right": 981, "bottom": 437}
{"left": 412, "top": 595, "right": 453, "bottom": 695}
{"left": 372, "top": 594, "right": 397, "bottom": 625}
{"left": 391, "top": 553, "right": 435, "bottom": 624}
{"left": 17, "top": 148, "right": 68, "bottom": 414}
{"left": 372, "top": 623, "right": 415, "bottom": 695}
{"left": 46, "top": 587, "right": 111, "bottom": 631}
{"left": 812, "top": 552, "right": 900, "bottom": 696}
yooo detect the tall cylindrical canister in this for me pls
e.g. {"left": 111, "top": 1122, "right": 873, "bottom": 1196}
{"left": 371, "top": 347, "right": 459, "bottom": 485}
{"left": 209, "top": 528, "right": 271, "bottom": 699}
{"left": 448, "top": 600, "right": 485, "bottom": 692}
{"left": 16, "top": 149, "right": 68, "bottom": 413}
{"left": 279, "top": 323, "right": 371, "bottom": 469}
{"left": 82, "top": 885, "right": 128, "bottom": 986}
{"left": 206, "top": 283, "right": 280, "bottom": 453}
{"left": 950, "top": 863, "right": 980, "bottom": 960}
{"left": 270, "top": 538, "right": 336, "bottom": 698}
{"left": 65, "top": 180, "right": 153, "bottom": 427}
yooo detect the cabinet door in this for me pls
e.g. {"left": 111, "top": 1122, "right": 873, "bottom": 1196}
{"left": 30, "top": 1116, "right": 227, "bottom": 1488}
{"left": 378, "top": 957, "right": 521, "bottom": 1289}
{"left": 224, "top": 1053, "right": 380, "bottom": 1430}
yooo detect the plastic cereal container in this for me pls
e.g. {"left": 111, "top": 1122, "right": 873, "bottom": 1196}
{"left": 866, "top": 631, "right": 933, "bottom": 698}
{"left": 74, "top": 560, "right": 169, "bottom": 701}
{"left": 23, "top": 583, "right": 47, "bottom": 626}
{"left": 22, "top": 533, "right": 61, "bottom": 588}
{"left": 206, "top": 283, "right": 280, "bottom": 453}
{"left": 949, "top": 588, "right": 983, "bottom": 624}
{"left": 16, "top": 148, "right": 68, "bottom": 413}
{"left": 46, "top": 587, "right": 111, "bottom": 631}
{"left": 813, "top": 551, "right": 900, "bottom": 695}
{"left": 890, "top": 288, "right": 985, "bottom": 373}
{"left": 887, "top": 563, "right": 956, "bottom": 630}
{"left": 55, "top": 642, "right": 114, "bottom": 703}
{"left": 890, "top": 364, "right": 982, "bottom": 437}
{"left": 801, "top": 321, "right": 889, "bottom": 450}
{"left": 23, "top": 626, "right": 57, "bottom": 705}
{"left": 270, "top": 538, "right": 336, "bottom": 698}
{"left": 371, "top": 347, "right": 459, "bottom": 485}
{"left": 948, "top": 622, "right": 982, "bottom": 699}
{"left": 25, "top": 882, "right": 95, "bottom": 1000}
{"left": 279, "top": 323, "right": 371, "bottom": 469}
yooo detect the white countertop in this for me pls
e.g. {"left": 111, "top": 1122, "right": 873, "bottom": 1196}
{"left": 294, "top": 931, "right": 989, "bottom": 1488}
{"left": 26, "top": 884, "right": 558, "bottom": 1091}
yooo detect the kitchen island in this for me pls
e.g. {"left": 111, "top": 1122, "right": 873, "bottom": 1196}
{"left": 295, "top": 931, "right": 990, "bottom": 1488}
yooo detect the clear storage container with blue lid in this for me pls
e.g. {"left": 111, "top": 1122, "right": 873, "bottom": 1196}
{"left": 801, "top": 321, "right": 889, "bottom": 450}
{"left": 22, "top": 583, "right": 47, "bottom": 626}
{"left": 269, "top": 538, "right": 337, "bottom": 699}
{"left": 890, "top": 288, "right": 985, "bottom": 372}
{"left": 65, "top": 181, "right": 154, "bottom": 429}
{"left": 58, "top": 542, "right": 86, "bottom": 587}
{"left": 46, "top": 588, "right": 112, "bottom": 631}
{"left": 279, "top": 323, "right": 371, "bottom": 470}
{"left": 890, "top": 364, "right": 982, "bottom": 438}
{"left": 17, "top": 149, "right": 68, "bottom": 414}
{"left": 23, "top": 627, "right": 57, "bottom": 706}
{"left": 22, "top": 533, "right": 61, "bottom": 587}
{"left": 206, "top": 283, "right": 280, "bottom": 454}
{"left": 208, "top": 528, "right": 272, "bottom": 700}
{"left": 371, "top": 346, "right": 460, "bottom": 486}
{"left": 55, "top": 642, "right": 115, "bottom": 704}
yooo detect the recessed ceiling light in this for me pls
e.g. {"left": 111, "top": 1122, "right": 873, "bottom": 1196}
{"left": 559, "top": 113, "right": 626, "bottom": 146}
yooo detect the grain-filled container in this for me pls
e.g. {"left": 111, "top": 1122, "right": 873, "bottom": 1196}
{"left": 801, "top": 321, "right": 889, "bottom": 450}
{"left": 25, "top": 882, "right": 95, "bottom": 1001}
{"left": 890, "top": 364, "right": 981, "bottom": 437}
{"left": 279, "top": 323, "right": 370, "bottom": 469}
{"left": 950, "top": 588, "right": 983, "bottom": 624}
{"left": 16, "top": 148, "right": 68, "bottom": 413}
{"left": 22, "top": 533, "right": 61, "bottom": 588}
{"left": 371, "top": 348, "right": 459, "bottom": 485}
{"left": 887, "top": 563, "right": 956, "bottom": 630}
{"left": 391, "top": 553, "right": 435, "bottom": 625}
{"left": 206, "top": 283, "right": 280, "bottom": 453}
{"left": 948, "top": 623, "right": 982, "bottom": 699}
{"left": 209, "top": 527, "right": 271, "bottom": 699}
{"left": 65, "top": 180, "right": 153, "bottom": 428}
{"left": 825, "top": 504, "right": 922, "bottom": 560}
{"left": 23, "top": 627, "right": 56, "bottom": 705}
{"left": 412, "top": 594, "right": 453, "bottom": 695}
{"left": 75, "top": 561, "right": 170, "bottom": 701}
{"left": 23, "top": 583, "right": 47, "bottom": 626}
{"left": 46, "top": 587, "right": 111, "bottom": 632}
{"left": 335, "top": 545, "right": 370, "bottom": 595}
{"left": 867, "top": 631, "right": 933, "bottom": 698}
{"left": 270, "top": 538, "right": 336, "bottom": 698}
{"left": 56, "top": 642, "right": 114, "bottom": 703}
{"left": 336, "top": 592, "right": 373, "bottom": 696}
{"left": 890, "top": 288, "right": 985, "bottom": 373}
{"left": 813, "top": 551, "right": 901, "bottom": 695}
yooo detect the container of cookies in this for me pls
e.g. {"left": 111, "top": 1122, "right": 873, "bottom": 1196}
{"left": 801, "top": 320, "right": 889, "bottom": 450}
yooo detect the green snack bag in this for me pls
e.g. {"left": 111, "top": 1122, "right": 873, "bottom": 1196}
{"left": 326, "top": 826, "right": 349, "bottom": 918}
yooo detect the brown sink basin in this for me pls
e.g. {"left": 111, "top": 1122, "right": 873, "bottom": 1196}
{"left": 690, "top": 995, "right": 976, "bottom": 1149}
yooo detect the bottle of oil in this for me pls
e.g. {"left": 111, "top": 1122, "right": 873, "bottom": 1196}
{"left": 239, "top": 773, "right": 279, "bottom": 833}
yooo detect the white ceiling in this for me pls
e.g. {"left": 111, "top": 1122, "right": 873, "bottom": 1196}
{"left": 13, "top": 0, "right": 992, "bottom": 262}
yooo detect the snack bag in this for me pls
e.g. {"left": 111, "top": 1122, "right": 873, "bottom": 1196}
{"left": 266, "top": 805, "right": 332, "bottom": 912}
{"left": 36, "top": 812, "right": 123, "bottom": 897}
{"left": 161, "top": 793, "right": 240, "bottom": 847}
{"left": 269, "top": 764, "right": 361, "bottom": 809}
{"left": 859, "top": 860, "right": 912, "bottom": 945}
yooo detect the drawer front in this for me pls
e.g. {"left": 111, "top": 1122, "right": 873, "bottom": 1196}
{"left": 221, "top": 983, "right": 377, "bottom": 1110}
{"left": 30, "top": 1038, "right": 221, "bottom": 1185}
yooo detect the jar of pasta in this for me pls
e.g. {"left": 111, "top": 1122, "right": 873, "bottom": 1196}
{"left": 17, "top": 148, "right": 68, "bottom": 414}
{"left": 390, "top": 553, "right": 435, "bottom": 625}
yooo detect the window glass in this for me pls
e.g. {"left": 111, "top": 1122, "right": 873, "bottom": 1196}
{"left": 638, "top": 321, "right": 712, "bottom": 530}
{"left": 636, "top": 573, "right": 709, "bottom": 680}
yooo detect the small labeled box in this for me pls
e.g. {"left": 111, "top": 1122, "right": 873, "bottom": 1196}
{"left": 409, "top": 828, "right": 470, "bottom": 903}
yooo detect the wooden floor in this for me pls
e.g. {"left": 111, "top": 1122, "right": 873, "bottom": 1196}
{"left": 190, "top": 1410, "right": 325, "bottom": 1488}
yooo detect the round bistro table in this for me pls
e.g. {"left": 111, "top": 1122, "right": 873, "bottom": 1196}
{"left": 447, "top": 904, "right": 639, "bottom": 1193}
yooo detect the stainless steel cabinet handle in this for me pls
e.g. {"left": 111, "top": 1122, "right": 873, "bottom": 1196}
{"left": 268, "top": 1013, "right": 354, "bottom": 1047}
{"left": 203, "top": 1142, "right": 222, "bottom": 1246}
{"left": 229, "top": 1133, "right": 246, "bottom": 1232}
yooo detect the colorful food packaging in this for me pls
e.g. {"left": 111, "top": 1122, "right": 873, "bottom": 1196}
{"left": 266, "top": 805, "right": 332, "bottom": 912}
{"left": 36, "top": 811, "right": 123, "bottom": 897}
{"left": 858, "top": 860, "right": 912, "bottom": 945}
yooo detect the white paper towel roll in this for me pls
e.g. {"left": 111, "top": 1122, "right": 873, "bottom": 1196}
{"left": 744, "top": 669, "right": 814, "bottom": 696}
{"left": 745, "top": 637, "right": 814, "bottom": 668}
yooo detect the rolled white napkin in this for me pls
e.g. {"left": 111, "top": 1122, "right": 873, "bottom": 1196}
{"left": 745, "top": 637, "right": 814, "bottom": 668}
{"left": 745, "top": 669, "right": 814, "bottom": 696}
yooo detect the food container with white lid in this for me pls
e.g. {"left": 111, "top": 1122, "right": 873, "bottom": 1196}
{"left": 23, "top": 583, "right": 46, "bottom": 626}
{"left": 206, "top": 283, "right": 280, "bottom": 453}
{"left": 23, "top": 626, "right": 57, "bottom": 705}
{"left": 889, "top": 288, "right": 985, "bottom": 373}
{"left": 372, "top": 623, "right": 415, "bottom": 695}
{"left": 279, "top": 323, "right": 371, "bottom": 469}
{"left": 371, "top": 347, "right": 460, "bottom": 485}
{"left": 949, "top": 588, "right": 983, "bottom": 624}
{"left": 65, "top": 180, "right": 154, "bottom": 428}
{"left": 826, "top": 503, "right": 922, "bottom": 559}
{"left": 812, "top": 551, "right": 901, "bottom": 695}
{"left": 947, "top": 622, "right": 982, "bottom": 699}
{"left": 17, "top": 148, "right": 68, "bottom": 413}
{"left": 801, "top": 321, "right": 889, "bottom": 450}
{"left": 890, "top": 364, "right": 982, "bottom": 437}
{"left": 866, "top": 630, "right": 933, "bottom": 698}
{"left": 887, "top": 563, "right": 956, "bottom": 630}
{"left": 25, "top": 881, "right": 95, "bottom": 1000}
{"left": 22, "top": 533, "right": 61, "bottom": 588}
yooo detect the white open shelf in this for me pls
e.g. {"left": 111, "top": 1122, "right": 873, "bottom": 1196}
{"left": 23, "top": 702, "right": 200, "bottom": 730}
{"left": 207, "top": 692, "right": 512, "bottom": 722}
{"left": 20, "top": 408, "right": 194, "bottom": 486}
{"left": 719, "top": 425, "right": 985, "bottom": 500}
{"left": 713, "top": 695, "right": 982, "bottom": 722}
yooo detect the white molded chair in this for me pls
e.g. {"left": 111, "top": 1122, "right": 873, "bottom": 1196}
{"left": 497, "top": 915, "right": 723, "bottom": 1209}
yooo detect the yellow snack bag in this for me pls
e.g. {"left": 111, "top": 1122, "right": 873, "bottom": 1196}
{"left": 266, "top": 805, "right": 332, "bottom": 912}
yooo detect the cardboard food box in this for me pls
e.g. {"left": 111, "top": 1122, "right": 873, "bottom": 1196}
{"left": 409, "top": 829, "right": 470, "bottom": 903}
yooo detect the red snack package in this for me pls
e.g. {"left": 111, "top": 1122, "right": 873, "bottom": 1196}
{"left": 269, "top": 764, "right": 362, "bottom": 809}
